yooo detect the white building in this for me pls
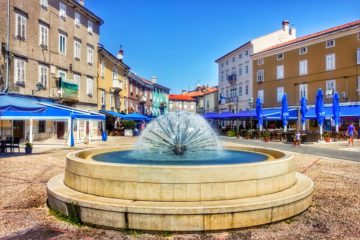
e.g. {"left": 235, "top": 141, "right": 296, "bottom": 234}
{"left": 215, "top": 20, "right": 296, "bottom": 112}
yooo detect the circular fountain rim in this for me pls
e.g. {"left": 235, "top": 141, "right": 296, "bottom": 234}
{"left": 69, "top": 145, "right": 292, "bottom": 169}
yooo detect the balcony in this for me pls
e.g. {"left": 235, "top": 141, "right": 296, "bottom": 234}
{"left": 112, "top": 79, "right": 123, "bottom": 91}
{"left": 227, "top": 74, "right": 237, "bottom": 85}
{"left": 226, "top": 96, "right": 238, "bottom": 103}
{"left": 57, "top": 77, "right": 79, "bottom": 102}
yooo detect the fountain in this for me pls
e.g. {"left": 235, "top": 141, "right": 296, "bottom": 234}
{"left": 47, "top": 112, "right": 313, "bottom": 231}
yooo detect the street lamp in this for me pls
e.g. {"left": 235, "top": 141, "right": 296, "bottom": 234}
{"left": 248, "top": 97, "right": 254, "bottom": 129}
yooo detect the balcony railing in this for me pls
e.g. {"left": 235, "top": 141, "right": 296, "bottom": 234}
{"left": 227, "top": 74, "right": 237, "bottom": 84}
{"left": 226, "top": 96, "right": 238, "bottom": 103}
{"left": 57, "top": 77, "right": 79, "bottom": 102}
{"left": 112, "top": 79, "right": 123, "bottom": 90}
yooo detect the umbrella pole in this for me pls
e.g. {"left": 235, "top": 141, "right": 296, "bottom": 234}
{"left": 320, "top": 125, "right": 323, "bottom": 140}
{"left": 335, "top": 124, "right": 339, "bottom": 133}
{"left": 302, "top": 123, "right": 306, "bottom": 131}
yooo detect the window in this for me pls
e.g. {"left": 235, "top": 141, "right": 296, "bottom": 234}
{"left": 299, "top": 60, "right": 308, "bottom": 75}
{"left": 73, "top": 74, "right": 80, "bottom": 87}
{"left": 226, "top": 60, "right": 228, "bottom": 65}
{"left": 38, "top": 64, "right": 48, "bottom": 88}
{"left": 221, "top": 63, "right": 224, "bottom": 67}
{"left": 15, "top": 13, "right": 26, "bottom": 40}
{"left": 87, "top": 46, "right": 94, "bottom": 64}
{"left": 299, "top": 84, "right": 308, "bottom": 99}
{"left": 100, "top": 60, "right": 105, "bottom": 78}
{"left": 40, "top": 0, "right": 48, "bottom": 8}
{"left": 184, "top": 103, "right": 187, "bottom": 109}
{"left": 58, "top": 70, "right": 66, "bottom": 80}
{"left": 299, "top": 47, "right": 307, "bottom": 55}
{"left": 38, "top": 121, "right": 46, "bottom": 133}
{"left": 74, "top": 12, "right": 81, "bottom": 27}
{"left": 190, "top": 104, "right": 194, "bottom": 109}
{"left": 113, "top": 66, "right": 118, "bottom": 81}
{"left": 357, "top": 76, "right": 360, "bottom": 94}
{"left": 257, "top": 59, "right": 264, "bottom": 65}
{"left": 74, "top": 40, "right": 81, "bottom": 59}
{"left": 326, "top": 80, "right": 336, "bottom": 97}
{"left": 59, "top": 34, "right": 66, "bottom": 55}
{"left": 358, "top": 32, "right": 360, "bottom": 40}
{"left": 326, "top": 39, "right": 335, "bottom": 48}
{"left": 245, "top": 81, "right": 249, "bottom": 95}
{"left": 59, "top": 2, "right": 66, "bottom": 18}
{"left": 110, "top": 94, "right": 114, "bottom": 108}
{"left": 277, "top": 53, "right": 284, "bottom": 60}
{"left": 239, "top": 64, "right": 243, "bottom": 76}
{"left": 258, "top": 90, "right": 264, "bottom": 103}
{"left": 238, "top": 83, "right": 243, "bottom": 97}
{"left": 245, "top": 64, "right": 249, "bottom": 75}
{"left": 221, "top": 71, "right": 224, "bottom": 81}
{"left": 277, "top": 87, "right": 284, "bottom": 103}
{"left": 232, "top": 57, "right": 235, "bottom": 62}
{"left": 86, "top": 77, "right": 93, "bottom": 96}
{"left": 88, "top": 20, "right": 93, "bottom": 34}
{"left": 101, "top": 91, "right": 106, "bottom": 106}
{"left": 357, "top": 48, "right": 360, "bottom": 65}
{"left": 277, "top": 65, "right": 284, "bottom": 79}
{"left": 326, "top": 54, "right": 335, "bottom": 70}
{"left": 245, "top": 50, "right": 249, "bottom": 56}
{"left": 256, "top": 69, "right": 264, "bottom": 82}
{"left": 14, "top": 58, "right": 26, "bottom": 83}
{"left": 39, "top": 24, "right": 49, "bottom": 47}
{"left": 239, "top": 53, "right": 242, "bottom": 59}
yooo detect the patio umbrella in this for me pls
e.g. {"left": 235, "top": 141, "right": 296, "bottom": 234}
{"left": 300, "top": 97, "right": 308, "bottom": 131}
{"left": 332, "top": 92, "right": 341, "bottom": 132}
{"left": 315, "top": 88, "right": 325, "bottom": 138}
{"left": 281, "top": 93, "right": 289, "bottom": 132}
{"left": 256, "top": 97, "right": 263, "bottom": 131}
{"left": 70, "top": 116, "right": 75, "bottom": 147}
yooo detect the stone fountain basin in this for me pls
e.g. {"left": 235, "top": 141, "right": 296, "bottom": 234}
{"left": 47, "top": 146, "right": 313, "bottom": 231}
{"left": 63, "top": 146, "right": 296, "bottom": 202}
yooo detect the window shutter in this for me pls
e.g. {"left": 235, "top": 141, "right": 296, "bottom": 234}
{"left": 357, "top": 48, "right": 360, "bottom": 65}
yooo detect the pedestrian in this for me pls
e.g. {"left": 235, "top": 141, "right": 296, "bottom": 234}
{"left": 346, "top": 122, "right": 358, "bottom": 146}
{"left": 140, "top": 121, "right": 146, "bottom": 134}
{"left": 294, "top": 130, "right": 301, "bottom": 147}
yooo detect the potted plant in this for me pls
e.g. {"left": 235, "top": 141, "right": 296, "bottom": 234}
{"left": 25, "top": 142, "right": 33, "bottom": 154}
{"left": 262, "top": 131, "right": 271, "bottom": 142}
{"left": 226, "top": 130, "right": 236, "bottom": 137}
{"left": 323, "top": 132, "right": 331, "bottom": 142}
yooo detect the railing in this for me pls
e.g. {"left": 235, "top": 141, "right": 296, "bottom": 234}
{"left": 226, "top": 96, "right": 238, "bottom": 103}
{"left": 227, "top": 74, "right": 237, "bottom": 84}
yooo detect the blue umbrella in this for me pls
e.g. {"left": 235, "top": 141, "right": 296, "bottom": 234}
{"left": 315, "top": 88, "right": 325, "bottom": 138}
{"left": 281, "top": 93, "right": 289, "bottom": 132}
{"left": 300, "top": 97, "right": 308, "bottom": 131}
{"left": 332, "top": 92, "right": 341, "bottom": 132}
{"left": 256, "top": 97, "right": 263, "bottom": 131}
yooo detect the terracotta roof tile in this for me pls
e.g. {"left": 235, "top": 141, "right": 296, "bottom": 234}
{"left": 183, "top": 87, "right": 218, "bottom": 97}
{"left": 169, "top": 94, "right": 195, "bottom": 101}
{"left": 257, "top": 19, "right": 360, "bottom": 54}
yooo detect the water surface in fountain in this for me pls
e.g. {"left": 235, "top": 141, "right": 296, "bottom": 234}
{"left": 92, "top": 112, "right": 268, "bottom": 165}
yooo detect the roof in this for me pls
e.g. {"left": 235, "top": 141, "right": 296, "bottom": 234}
{"left": 139, "top": 77, "right": 170, "bottom": 92}
{"left": 67, "top": 0, "right": 104, "bottom": 25}
{"left": 169, "top": 94, "right": 195, "bottom": 101}
{"left": 183, "top": 87, "right": 218, "bottom": 97}
{"left": 98, "top": 46, "right": 131, "bottom": 70}
{"left": 256, "top": 19, "right": 360, "bottom": 55}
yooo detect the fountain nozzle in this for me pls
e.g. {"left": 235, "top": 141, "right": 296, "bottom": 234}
{"left": 173, "top": 144, "right": 186, "bottom": 155}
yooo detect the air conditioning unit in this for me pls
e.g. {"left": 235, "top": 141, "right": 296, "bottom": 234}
{"left": 341, "top": 92, "right": 346, "bottom": 98}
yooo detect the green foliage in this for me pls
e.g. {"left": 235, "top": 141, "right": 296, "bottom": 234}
{"left": 226, "top": 130, "right": 237, "bottom": 137}
{"left": 323, "top": 131, "right": 331, "bottom": 138}
{"left": 25, "top": 142, "right": 32, "bottom": 148}
{"left": 261, "top": 131, "right": 271, "bottom": 139}
{"left": 123, "top": 120, "right": 135, "bottom": 130}
{"left": 49, "top": 208, "right": 83, "bottom": 226}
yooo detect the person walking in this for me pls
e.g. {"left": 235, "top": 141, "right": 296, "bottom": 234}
{"left": 346, "top": 122, "right": 358, "bottom": 146}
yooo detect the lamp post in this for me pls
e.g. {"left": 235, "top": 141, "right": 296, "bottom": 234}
{"left": 248, "top": 97, "right": 254, "bottom": 129}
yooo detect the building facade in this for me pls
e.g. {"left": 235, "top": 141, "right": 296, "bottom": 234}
{"left": 183, "top": 85, "right": 218, "bottom": 114}
{"left": 98, "top": 46, "right": 130, "bottom": 113}
{"left": 127, "top": 72, "right": 152, "bottom": 115}
{"left": 0, "top": 0, "right": 103, "bottom": 141}
{"left": 215, "top": 21, "right": 296, "bottom": 113}
{"left": 168, "top": 94, "right": 196, "bottom": 112}
{"left": 252, "top": 20, "right": 360, "bottom": 108}
{"left": 148, "top": 76, "right": 170, "bottom": 117}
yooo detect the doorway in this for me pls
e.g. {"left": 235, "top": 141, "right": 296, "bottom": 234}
{"left": 13, "top": 120, "right": 24, "bottom": 140}
{"left": 57, "top": 122, "right": 65, "bottom": 139}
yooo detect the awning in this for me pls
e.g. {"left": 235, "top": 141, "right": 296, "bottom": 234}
{"left": 306, "top": 104, "right": 360, "bottom": 119}
{"left": 0, "top": 94, "right": 46, "bottom": 112}
{"left": 121, "top": 113, "right": 151, "bottom": 122}
{"left": 99, "top": 109, "right": 127, "bottom": 118}
{"left": 264, "top": 108, "right": 298, "bottom": 120}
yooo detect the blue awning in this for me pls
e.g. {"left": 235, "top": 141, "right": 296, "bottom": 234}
{"left": 264, "top": 108, "right": 298, "bottom": 120}
{"left": 306, "top": 104, "right": 360, "bottom": 119}
{"left": 121, "top": 113, "right": 151, "bottom": 122}
{"left": 99, "top": 109, "right": 127, "bottom": 118}
{"left": 0, "top": 94, "right": 46, "bottom": 112}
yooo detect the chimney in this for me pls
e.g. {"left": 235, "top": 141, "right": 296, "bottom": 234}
{"left": 290, "top": 24, "right": 296, "bottom": 37}
{"left": 182, "top": 90, "right": 187, "bottom": 94}
{"left": 151, "top": 75, "right": 157, "bottom": 83}
{"left": 78, "top": 0, "right": 85, "bottom": 6}
{"left": 282, "top": 20, "right": 290, "bottom": 33}
{"left": 117, "top": 46, "right": 124, "bottom": 61}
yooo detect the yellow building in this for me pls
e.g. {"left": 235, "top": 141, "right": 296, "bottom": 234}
{"left": 98, "top": 46, "right": 130, "bottom": 113}
{"left": 252, "top": 20, "right": 360, "bottom": 108}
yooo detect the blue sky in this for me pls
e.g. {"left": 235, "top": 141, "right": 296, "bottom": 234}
{"left": 86, "top": 0, "right": 360, "bottom": 93}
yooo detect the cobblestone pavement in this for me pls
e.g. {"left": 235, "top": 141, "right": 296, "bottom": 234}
{"left": 220, "top": 136, "right": 360, "bottom": 162}
{"left": 0, "top": 137, "right": 359, "bottom": 240}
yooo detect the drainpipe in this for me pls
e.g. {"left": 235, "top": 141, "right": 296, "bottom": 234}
{"left": 4, "top": 0, "right": 10, "bottom": 92}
